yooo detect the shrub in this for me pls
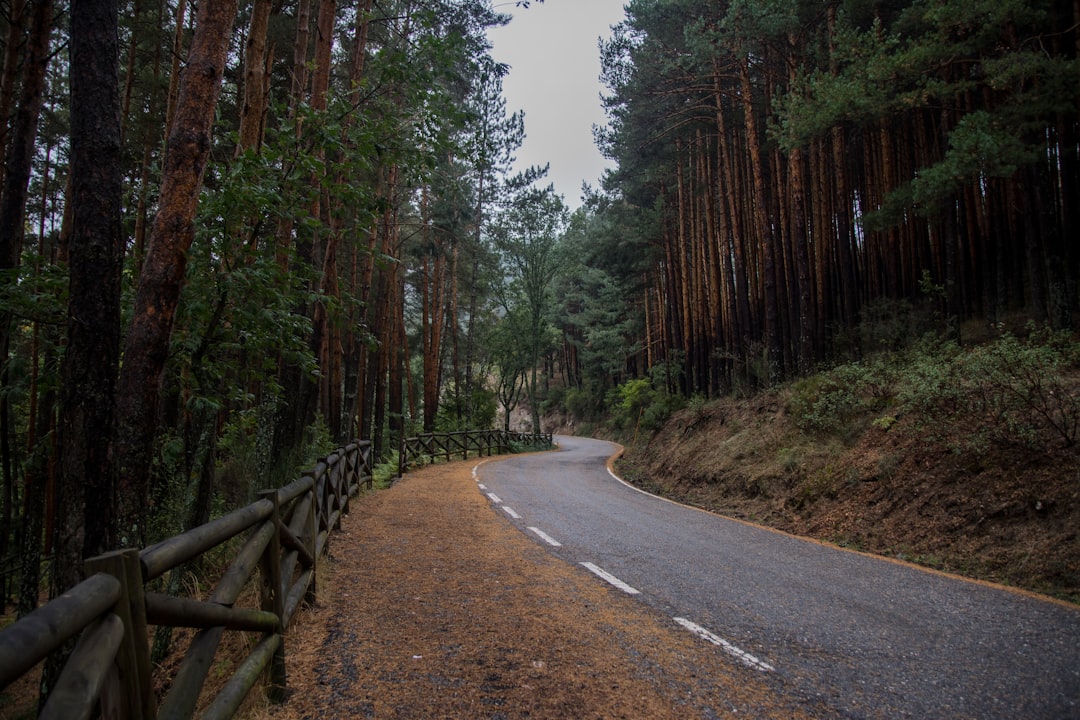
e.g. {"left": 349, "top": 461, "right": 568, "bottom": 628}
{"left": 540, "top": 385, "right": 566, "bottom": 415}
{"left": 606, "top": 377, "right": 685, "bottom": 433}
{"left": 564, "top": 386, "right": 595, "bottom": 419}
{"left": 788, "top": 359, "right": 898, "bottom": 433}
{"left": 898, "top": 327, "right": 1080, "bottom": 450}
{"left": 641, "top": 392, "right": 685, "bottom": 432}
{"left": 608, "top": 378, "right": 652, "bottom": 429}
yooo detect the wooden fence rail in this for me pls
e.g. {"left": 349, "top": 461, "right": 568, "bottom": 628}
{"left": 0, "top": 440, "right": 374, "bottom": 720}
{"left": 398, "top": 429, "right": 553, "bottom": 476}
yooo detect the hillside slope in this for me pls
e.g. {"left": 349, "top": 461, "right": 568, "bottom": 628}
{"left": 614, "top": 382, "right": 1080, "bottom": 605}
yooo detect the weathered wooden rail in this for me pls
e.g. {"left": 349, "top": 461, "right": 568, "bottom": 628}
{"left": 0, "top": 440, "right": 373, "bottom": 719}
{"left": 398, "top": 429, "right": 553, "bottom": 476}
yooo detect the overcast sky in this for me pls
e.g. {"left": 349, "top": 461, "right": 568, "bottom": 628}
{"left": 487, "top": 1, "right": 628, "bottom": 210}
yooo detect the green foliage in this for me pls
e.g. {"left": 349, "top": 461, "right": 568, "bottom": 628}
{"left": 789, "top": 359, "right": 898, "bottom": 434}
{"left": 607, "top": 376, "right": 686, "bottom": 433}
{"left": 147, "top": 431, "right": 188, "bottom": 543}
{"left": 490, "top": 181, "right": 569, "bottom": 431}
{"left": 435, "top": 386, "right": 497, "bottom": 432}
{"left": 564, "top": 386, "right": 603, "bottom": 420}
{"left": 0, "top": 258, "right": 68, "bottom": 327}
{"left": 216, "top": 403, "right": 277, "bottom": 503}
{"left": 648, "top": 355, "right": 685, "bottom": 394}
{"left": 540, "top": 385, "right": 566, "bottom": 415}
{"left": 794, "top": 326, "right": 1080, "bottom": 452}
{"left": 898, "top": 328, "right": 1080, "bottom": 450}
{"left": 873, "top": 415, "right": 898, "bottom": 432}
{"left": 774, "top": 0, "right": 1079, "bottom": 223}
{"left": 611, "top": 378, "right": 651, "bottom": 420}
{"left": 686, "top": 393, "right": 708, "bottom": 419}
{"left": 372, "top": 452, "right": 402, "bottom": 489}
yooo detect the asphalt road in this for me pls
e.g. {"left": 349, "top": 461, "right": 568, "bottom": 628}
{"left": 475, "top": 435, "right": 1080, "bottom": 719}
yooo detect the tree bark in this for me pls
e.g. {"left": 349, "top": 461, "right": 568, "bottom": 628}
{"left": 113, "top": 0, "right": 236, "bottom": 547}
{"left": 162, "top": 0, "right": 188, "bottom": 142}
{"left": 57, "top": 0, "right": 123, "bottom": 576}
{"left": 739, "top": 55, "right": 782, "bottom": 382}
{"left": 0, "top": 0, "right": 26, "bottom": 182}
{"left": 235, "top": 0, "right": 272, "bottom": 155}
{"left": 0, "top": 0, "right": 52, "bottom": 315}
{"left": 0, "top": 1, "right": 52, "bottom": 608}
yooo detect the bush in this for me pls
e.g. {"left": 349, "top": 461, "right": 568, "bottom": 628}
{"left": 606, "top": 377, "right": 686, "bottom": 434}
{"left": 898, "top": 328, "right": 1080, "bottom": 450}
{"left": 564, "top": 386, "right": 596, "bottom": 419}
{"left": 541, "top": 385, "right": 566, "bottom": 415}
{"left": 788, "top": 359, "right": 898, "bottom": 433}
{"left": 372, "top": 451, "right": 401, "bottom": 488}
{"left": 641, "top": 392, "right": 685, "bottom": 432}
{"left": 607, "top": 378, "right": 652, "bottom": 429}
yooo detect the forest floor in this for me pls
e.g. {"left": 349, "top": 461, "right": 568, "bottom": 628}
{"left": 605, "top": 385, "right": 1080, "bottom": 606}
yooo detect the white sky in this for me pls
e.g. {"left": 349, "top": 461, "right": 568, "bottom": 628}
{"left": 487, "top": 1, "right": 628, "bottom": 210}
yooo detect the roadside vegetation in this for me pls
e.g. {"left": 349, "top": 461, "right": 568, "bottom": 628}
{"left": 553, "top": 317, "right": 1079, "bottom": 604}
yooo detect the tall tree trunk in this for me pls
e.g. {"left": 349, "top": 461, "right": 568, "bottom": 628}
{"left": 162, "top": 0, "right": 188, "bottom": 141}
{"left": 289, "top": 0, "right": 312, "bottom": 118}
{"left": 0, "top": 1, "right": 52, "bottom": 602}
{"left": 0, "top": 0, "right": 27, "bottom": 181}
{"left": 235, "top": 0, "right": 273, "bottom": 155}
{"left": 0, "top": 0, "right": 52, "bottom": 342}
{"left": 58, "top": 0, "right": 122, "bottom": 567}
{"left": 714, "top": 58, "right": 751, "bottom": 380}
{"left": 787, "top": 37, "right": 814, "bottom": 372}
{"left": 448, "top": 233, "right": 463, "bottom": 421}
{"left": 788, "top": 144, "right": 813, "bottom": 372}
{"left": 740, "top": 56, "right": 781, "bottom": 382}
{"left": 113, "top": 0, "right": 236, "bottom": 547}
{"left": 131, "top": 0, "right": 168, "bottom": 267}
{"left": 16, "top": 202, "right": 56, "bottom": 615}
{"left": 18, "top": 334, "right": 54, "bottom": 617}
{"left": 39, "top": 0, "right": 116, "bottom": 703}
{"left": 421, "top": 191, "right": 446, "bottom": 432}
{"left": 271, "top": 0, "right": 317, "bottom": 460}
{"left": 387, "top": 264, "right": 404, "bottom": 445}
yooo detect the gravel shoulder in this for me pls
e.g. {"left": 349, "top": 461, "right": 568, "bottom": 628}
{"left": 253, "top": 455, "right": 817, "bottom": 719}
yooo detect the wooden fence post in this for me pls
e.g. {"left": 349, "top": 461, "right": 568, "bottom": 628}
{"left": 334, "top": 454, "right": 346, "bottom": 524}
{"left": 304, "top": 481, "right": 318, "bottom": 604}
{"left": 257, "top": 491, "right": 287, "bottom": 702}
{"left": 84, "top": 548, "right": 155, "bottom": 720}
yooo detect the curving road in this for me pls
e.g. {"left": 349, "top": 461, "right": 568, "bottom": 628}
{"left": 475, "top": 435, "right": 1080, "bottom": 719}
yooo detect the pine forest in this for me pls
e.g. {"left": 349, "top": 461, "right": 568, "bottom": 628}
{"left": 0, "top": 0, "right": 1077, "bottom": 630}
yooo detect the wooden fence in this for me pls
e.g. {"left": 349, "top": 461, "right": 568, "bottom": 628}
{"left": 398, "top": 429, "right": 553, "bottom": 476}
{"left": 0, "top": 440, "right": 373, "bottom": 720}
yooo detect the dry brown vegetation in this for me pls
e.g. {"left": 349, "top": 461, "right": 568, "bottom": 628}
{"left": 614, "top": 381, "right": 1080, "bottom": 605}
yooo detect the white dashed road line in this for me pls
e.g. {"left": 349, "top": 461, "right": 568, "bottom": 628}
{"left": 528, "top": 527, "right": 562, "bottom": 547}
{"left": 580, "top": 562, "right": 641, "bottom": 595}
{"left": 673, "top": 617, "right": 775, "bottom": 672}
{"left": 477, "top": 474, "right": 777, "bottom": 672}
{"left": 476, "top": 455, "right": 777, "bottom": 674}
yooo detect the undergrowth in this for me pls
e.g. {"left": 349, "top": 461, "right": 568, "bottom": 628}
{"left": 787, "top": 326, "right": 1080, "bottom": 454}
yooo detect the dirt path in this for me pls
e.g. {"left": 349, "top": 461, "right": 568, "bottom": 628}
{"left": 254, "top": 455, "right": 818, "bottom": 719}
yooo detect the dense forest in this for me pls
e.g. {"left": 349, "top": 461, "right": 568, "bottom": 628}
{"left": 577, "top": 0, "right": 1079, "bottom": 399}
{"left": 0, "top": 0, "right": 1076, "bottom": 629}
